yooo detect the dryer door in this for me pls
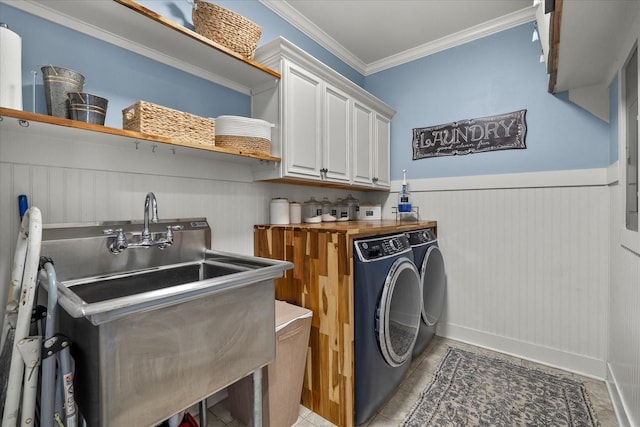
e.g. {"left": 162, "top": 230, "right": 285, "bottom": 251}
{"left": 377, "top": 258, "right": 422, "bottom": 367}
{"left": 420, "top": 245, "right": 446, "bottom": 326}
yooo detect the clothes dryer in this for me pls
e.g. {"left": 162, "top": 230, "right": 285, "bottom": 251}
{"left": 353, "top": 233, "right": 422, "bottom": 425}
{"left": 407, "top": 228, "right": 446, "bottom": 358}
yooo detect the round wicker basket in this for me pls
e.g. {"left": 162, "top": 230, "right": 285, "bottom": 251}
{"left": 192, "top": 0, "right": 262, "bottom": 59}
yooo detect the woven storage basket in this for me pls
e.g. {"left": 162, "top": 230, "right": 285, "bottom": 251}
{"left": 192, "top": 0, "right": 262, "bottom": 59}
{"left": 122, "top": 101, "right": 215, "bottom": 146}
{"left": 216, "top": 135, "right": 270, "bottom": 156}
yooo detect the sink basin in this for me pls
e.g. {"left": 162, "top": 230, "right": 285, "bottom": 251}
{"left": 40, "top": 218, "right": 293, "bottom": 427}
{"left": 54, "top": 251, "right": 287, "bottom": 325}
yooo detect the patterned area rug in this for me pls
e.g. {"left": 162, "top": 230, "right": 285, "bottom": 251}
{"left": 402, "top": 347, "right": 599, "bottom": 426}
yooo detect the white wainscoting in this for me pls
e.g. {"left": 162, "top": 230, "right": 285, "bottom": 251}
{"left": 382, "top": 169, "right": 611, "bottom": 379}
{"left": 0, "top": 132, "right": 361, "bottom": 312}
{"left": 608, "top": 179, "right": 640, "bottom": 426}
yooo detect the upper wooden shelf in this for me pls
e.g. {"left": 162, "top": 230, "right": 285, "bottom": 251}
{"left": 5, "top": 0, "right": 280, "bottom": 94}
{"left": 0, "top": 107, "right": 281, "bottom": 164}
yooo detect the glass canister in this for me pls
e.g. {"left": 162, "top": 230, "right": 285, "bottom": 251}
{"left": 303, "top": 197, "right": 322, "bottom": 223}
{"left": 331, "top": 198, "right": 341, "bottom": 217}
{"left": 344, "top": 194, "right": 359, "bottom": 220}
{"left": 334, "top": 198, "right": 350, "bottom": 221}
{"left": 321, "top": 197, "right": 333, "bottom": 215}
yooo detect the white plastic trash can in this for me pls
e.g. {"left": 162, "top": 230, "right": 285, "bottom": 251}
{"left": 227, "top": 300, "right": 312, "bottom": 427}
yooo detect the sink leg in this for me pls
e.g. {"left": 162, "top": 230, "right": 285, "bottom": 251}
{"left": 252, "top": 368, "right": 263, "bottom": 427}
{"left": 199, "top": 400, "right": 207, "bottom": 426}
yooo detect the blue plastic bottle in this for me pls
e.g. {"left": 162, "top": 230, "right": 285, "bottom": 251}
{"left": 398, "top": 169, "right": 412, "bottom": 213}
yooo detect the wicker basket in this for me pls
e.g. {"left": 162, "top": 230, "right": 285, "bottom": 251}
{"left": 192, "top": 0, "right": 262, "bottom": 59}
{"left": 215, "top": 135, "right": 270, "bottom": 156}
{"left": 122, "top": 101, "right": 215, "bottom": 146}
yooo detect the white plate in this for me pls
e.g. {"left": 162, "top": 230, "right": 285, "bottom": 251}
{"left": 304, "top": 216, "right": 322, "bottom": 223}
{"left": 321, "top": 214, "right": 336, "bottom": 222}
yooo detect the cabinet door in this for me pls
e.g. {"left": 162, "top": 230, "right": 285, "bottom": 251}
{"left": 283, "top": 62, "right": 322, "bottom": 178}
{"left": 352, "top": 101, "right": 373, "bottom": 186}
{"left": 324, "top": 84, "right": 351, "bottom": 184}
{"left": 373, "top": 114, "right": 391, "bottom": 188}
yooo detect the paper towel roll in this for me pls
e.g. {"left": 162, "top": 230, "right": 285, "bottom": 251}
{"left": 0, "top": 24, "right": 22, "bottom": 110}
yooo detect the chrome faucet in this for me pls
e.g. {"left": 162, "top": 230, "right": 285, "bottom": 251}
{"left": 108, "top": 192, "right": 177, "bottom": 254}
{"left": 141, "top": 192, "right": 159, "bottom": 244}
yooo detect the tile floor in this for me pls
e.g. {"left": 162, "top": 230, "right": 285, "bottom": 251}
{"left": 201, "top": 337, "right": 619, "bottom": 426}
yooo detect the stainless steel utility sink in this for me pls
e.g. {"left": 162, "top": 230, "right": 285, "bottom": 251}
{"left": 40, "top": 217, "right": 292, "bottom": 427}
{"left": 54, "top": 250, "right": 288, "bottom": 325}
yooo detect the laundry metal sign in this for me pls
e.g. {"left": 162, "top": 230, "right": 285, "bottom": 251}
{"left": 412, "top": 109, "right": 527, "bottom": 160}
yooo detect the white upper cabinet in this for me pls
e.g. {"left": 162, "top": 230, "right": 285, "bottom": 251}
{"left": 374, "top": 114, "right": 391, "bottom": 188}
{"left": 351, "top": 103, "right": 391, "bottom": 189}
{"left": 251, "top": 37, "right": 395, "bottom": 190}
{"left": 283, "top": 62, "right": 323, "bottom": 179}
{"left": 352, "top": 101, "right": 373, "bottom": 186}
{"left": 323, "top": 84, "right": 351, "bottom": 184}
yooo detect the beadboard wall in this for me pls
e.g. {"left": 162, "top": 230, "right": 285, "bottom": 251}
{"left": 379, "top": 168, "right": 612, "bottom": 379}
{"left": 0, "top": 130, "right": 361, "bottom": 311}
{"left": 0, "top": 129, "right": 624, "bottom": 387}
{"left": 608, "top": 178, "right": 640, "bottom": 427}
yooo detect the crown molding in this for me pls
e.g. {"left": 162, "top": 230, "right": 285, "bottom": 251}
{"left": 258, "top": 0, "right": 368, "bottom": 74}
{"left": 259, "top": 1, "right": 536, "bottom": 77}
{"left": 366, "top": 6, "right": 537, "bottom": 74}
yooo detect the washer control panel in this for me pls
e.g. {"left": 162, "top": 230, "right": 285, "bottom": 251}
{"left": 354, "top": 233, "right": 412, "bottom": 262}
{"left": 406, "top": 228, "right": 437, "bottom": 246}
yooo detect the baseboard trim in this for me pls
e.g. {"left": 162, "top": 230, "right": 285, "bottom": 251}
{"left": 438, "top": 323, "right": 607, "bottom": 379}
{"left": 606, "top": 363, "right": 634, "bottom": 427}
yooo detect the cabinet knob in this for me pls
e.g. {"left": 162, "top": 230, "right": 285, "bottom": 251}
{"left": 372, "top": 177, "right": 378, "bottom": 183}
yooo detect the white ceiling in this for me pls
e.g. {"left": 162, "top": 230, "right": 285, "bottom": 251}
{"left": 260, "top": 0, "right": 535, "bottom": 75}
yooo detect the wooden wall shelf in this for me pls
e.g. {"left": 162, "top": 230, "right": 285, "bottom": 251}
{"left": 5, "top": 0, "right": 280, "bottom": 93}
{"left": 0, "top": 108, "right": 281, "bottom": 164}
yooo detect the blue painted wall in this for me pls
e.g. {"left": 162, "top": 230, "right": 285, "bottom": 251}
{"left": 364, "top": 24, "right": 610, "bottom": 181}
{"left": 2, "top": 3, "right": 611, "bottom": 179}
{"left": 0, "top": 4, "right": 249, "bottom": 127}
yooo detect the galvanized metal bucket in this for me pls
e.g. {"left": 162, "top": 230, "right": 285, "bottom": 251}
{"left": 67, "top": 92, "right": 108, "bottom": 125}
{"left": 41, "top": 65, "right": 84, "bottom": 118}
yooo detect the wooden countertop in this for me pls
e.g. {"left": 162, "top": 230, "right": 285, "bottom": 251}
{"left": 255, "top": 219, "right": 436, "bottom": 239}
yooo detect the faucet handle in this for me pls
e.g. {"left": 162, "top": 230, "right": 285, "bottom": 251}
{"left": 109, "top": 229, "right": 128, "bottom": 254}
{"left": 165, "top": 226, "right": 174, "bottom": 242}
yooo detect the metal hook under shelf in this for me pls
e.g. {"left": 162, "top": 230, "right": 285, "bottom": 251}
{"left": 18, "top": 119, "right": 29, "bottom": 128}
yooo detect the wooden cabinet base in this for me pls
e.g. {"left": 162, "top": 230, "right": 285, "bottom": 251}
{"left": 254, "top": 221, "right": 437, "bottom": 427}
{"left": 255, "top": 226, "right": 354, "bottom": 426}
